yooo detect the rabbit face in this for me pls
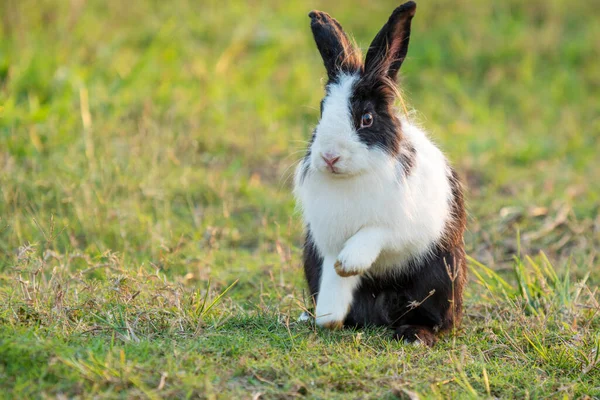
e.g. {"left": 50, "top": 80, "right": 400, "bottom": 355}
{"left": 308, "top": 72, "right": 406, "bottom": 179}
{"left": 309, "top": 73, "right": 383, "bottom": 178}
{"left": 302, "top": 4, "right": 416, "bottom": 180}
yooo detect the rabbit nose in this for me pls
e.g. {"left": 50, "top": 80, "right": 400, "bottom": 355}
{"left": 321, "top": 152, "right": 341, "bottom": 167}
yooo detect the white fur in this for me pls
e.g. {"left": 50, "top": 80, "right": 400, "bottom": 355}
{"left": 308, "top": 74, "right": 375, "bottom": 177}
{"left": 294, "top": 74, "right": 454, "bottom": 327}
{"left": 314, "top": 255, "right": 362, "bottom": 326}
{"left": 336, "top": 226, "right": 389, "bottom": 275}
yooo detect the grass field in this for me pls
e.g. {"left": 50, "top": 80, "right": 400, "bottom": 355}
{"left": 1, "top": 0, "right": 599, "bottom": 398}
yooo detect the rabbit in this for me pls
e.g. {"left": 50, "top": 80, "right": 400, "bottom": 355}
{"left": 293, "top": 1, "right": 467, "bottom": 346}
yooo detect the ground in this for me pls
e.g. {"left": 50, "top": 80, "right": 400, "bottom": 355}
{"left": 1, "top": 0, "right": 599, "bottom": 398}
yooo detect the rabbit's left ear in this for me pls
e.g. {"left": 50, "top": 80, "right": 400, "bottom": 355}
{"left": 364, "top": 1, "right": 416, "bottom": 81}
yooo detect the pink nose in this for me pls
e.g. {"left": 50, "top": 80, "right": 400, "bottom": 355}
{"left": 321, "top": 153, "right": 341, "bottom": 168}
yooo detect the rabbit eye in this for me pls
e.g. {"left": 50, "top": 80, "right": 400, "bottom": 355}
{"left": 360, "top": 112, "right": 374, "bottom": 128}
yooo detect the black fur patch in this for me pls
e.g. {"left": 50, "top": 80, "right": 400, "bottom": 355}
{"left": 309, "top": 10, "right": 362, "bottom": 84}
{"left": 364, "top": 1, "right": 416, "bottom": 82}
{"left": 344, "top": 240, "right": 466, "bottom": 336}
{"left": 302, "top": 229, "right": 323, "bottom": 305}
{"left": 348, "top": 76, "right": 402, "bottom": 155}
{"left": 302, "top": 229, "right": 467, "bottom": 343}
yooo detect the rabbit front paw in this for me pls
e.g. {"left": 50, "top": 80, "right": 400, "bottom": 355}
{"left": 335, "top": 232, "right": 382, "bottom": 277}
{"left": 334, "top": 247, "right": 374, "bottom": 277}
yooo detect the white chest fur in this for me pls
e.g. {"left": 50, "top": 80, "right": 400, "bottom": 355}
{"left": 294, "top": 122, "right": 453, "bottom": 274}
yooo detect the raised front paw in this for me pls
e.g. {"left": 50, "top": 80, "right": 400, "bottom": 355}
{"left": 335, "top": 241, "right": 378, "bottom": 277}
{"left": 334, "top": 259, "right": 364, "bottom": 277}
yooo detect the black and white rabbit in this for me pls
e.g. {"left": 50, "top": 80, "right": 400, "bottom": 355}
{"left": 294, "top": 1, "right": 467, "bottom": 346}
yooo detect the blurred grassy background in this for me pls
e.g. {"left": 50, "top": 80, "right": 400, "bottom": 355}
{"left": 0, "top": 0, "right": 599, "bottom": 398}
{"left": 1, "top": 0, "right": 599, "bottom": 276}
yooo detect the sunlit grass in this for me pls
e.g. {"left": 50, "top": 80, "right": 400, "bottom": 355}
{"left": 1, "top": 0, "right": 599, "bottom": 397}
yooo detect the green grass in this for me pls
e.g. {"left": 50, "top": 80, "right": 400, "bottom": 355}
{"left": 1, "top": 0, "right": 599, "bottom": 398}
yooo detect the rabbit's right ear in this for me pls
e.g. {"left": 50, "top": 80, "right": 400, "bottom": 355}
{"left": 309, "top": 11, "right": 361, "bottom": 82}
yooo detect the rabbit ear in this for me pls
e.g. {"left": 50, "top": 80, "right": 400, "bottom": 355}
{"left": 364, "top": 1, "right": 416, "bottom": 82}
{"left": 309, "top": 10, "right": 362, "bottom": 82}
